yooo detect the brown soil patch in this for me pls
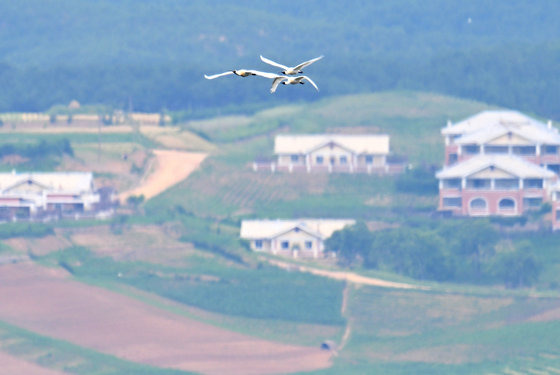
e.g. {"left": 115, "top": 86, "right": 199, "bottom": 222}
{"left": 0, "top": 351, "right": 69, "bottom": 375}
{"left": 120, "top": 149, "right": 207, "bottom": 202}
{"left": 1, "top": 154, "right": 29, "bottom": 165}
{"left": 527, "top": 306, "right": 560, "bottom": 322}
{"left": 0, "top": 262, "right": 331, "bottom": 375}
{"left": 4, "top": 233, "right": 72, "bottom": 256}
{"left": 0, "top": 125, "right": 133, "bottom": 134}
{"left": 69, "top": 225, "right": 201, "bottom": 265}
{"left": 58, "top": 143, "right": 149, "bottom": 192}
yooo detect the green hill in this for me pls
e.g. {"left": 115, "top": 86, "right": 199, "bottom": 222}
{"left": 2, "top": 91, "right": 560, "bottom": 374}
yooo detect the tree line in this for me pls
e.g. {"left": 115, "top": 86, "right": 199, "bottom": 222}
{"left": 326, "top": 219, "right": 541, "bottom": 288}
{"left": 0, "top": 42, "right": 558, "bottom": 120}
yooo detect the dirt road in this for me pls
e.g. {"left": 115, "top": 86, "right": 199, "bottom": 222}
{"left": 268, "top": 259, "right": 429, "bottom": 290}
{"left": 119, "top": 149, "right": 207, "bottom": 203}
{"left": 0, "top": 262, "right": 331, "bottom": 375}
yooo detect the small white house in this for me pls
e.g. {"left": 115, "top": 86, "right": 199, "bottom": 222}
{"left": 240, "top": 219, "right": 356, "bottom": 258}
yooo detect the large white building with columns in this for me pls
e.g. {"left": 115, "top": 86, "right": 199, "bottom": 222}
{"left": 436, "top": 110, "right": 560, "bottom": 229}
{"left": 273, "top": 134, "right": 392, "bottom": 173}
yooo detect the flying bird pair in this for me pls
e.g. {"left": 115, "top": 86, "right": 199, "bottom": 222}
{"left": 204, "top": 55, "right": 323, "bottom": 93}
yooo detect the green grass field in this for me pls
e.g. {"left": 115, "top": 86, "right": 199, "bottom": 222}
{"left": 303, "top": 284, "right": 560, "bottom": 375}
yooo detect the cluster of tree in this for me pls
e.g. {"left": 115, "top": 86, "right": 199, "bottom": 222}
{"left": 0, "top": 1, "right": 558, "bottom": 119}
{"left": 326, "top": 219, "right": 541, "bottom": 288}
{"left": 394, "top": 165, "right": 439, "bottom": 196}
{"left": 0, "top": 139, "right": 74, "bottom": 159}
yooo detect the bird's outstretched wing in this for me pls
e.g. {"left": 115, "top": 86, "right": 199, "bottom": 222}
{"left": 260, "top": 55, "right": 289, "bottom": 71}
{"left": 204, "top": 71, "right": 234, "bottom": 79}
{"left": 293, "top": 55, "right": 324, "bottom": 71}
{"left": 270, "top": 77, "right": 286, "bottom": 93}
{"left": 301, "top": 76, "right": 319, "bottom": 91}
{"left": 250, "top": 70, "right": 283, "bottom": 79}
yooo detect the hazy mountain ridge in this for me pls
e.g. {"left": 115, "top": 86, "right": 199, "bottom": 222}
{"left": 0, "top": 1, "right": 558, "bottom": 117}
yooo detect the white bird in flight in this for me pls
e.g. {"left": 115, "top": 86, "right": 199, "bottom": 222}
{"left": 259, "top": 55, "right": 324, "bottom": 75}
{"left": 204, "top": 69, "right": 270, "bottom": 80}
{"left": 251, "top": 72, "right": 319, "bottom": 93}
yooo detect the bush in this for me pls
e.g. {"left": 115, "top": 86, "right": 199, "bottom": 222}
{"left": 0, "top": 223, "right": 53, "bottom": 239}
{"left": 490, "top": 242, "right": 541, "bottom": 288}
{"left": 394, "top": 166, "right": 439, "bottom": 195}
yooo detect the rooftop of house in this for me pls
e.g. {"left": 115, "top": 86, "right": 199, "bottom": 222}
{"left": 454, "top": 120, "right": 560, "bottom": 145}
{"left": 442, "top": 110, "right": 553, "bottom": 136}
{"left": 0, "top": 172, "right": 94, "bottom": 193}
{"left": 240, "top": 219, "right": 356, "bottom": 240}
{"left": 436, "top": 154, "right": 556, "bottom": 180}
{"left": 274, "top": 134, "right": 390, "bottom": 155}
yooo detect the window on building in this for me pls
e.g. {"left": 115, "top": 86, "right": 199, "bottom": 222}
{"left": 330, "top": 156, "right": 336, "bottom": 165}
{"left": 467, "top": 179, "right": 491, "bottom": 190}
{"left": 557, "top": 210, "right": 560, "bottom": 222}
{"left": 305, "top": 241, "right": 313, "bottom": 249}
{"left": 494, "top": 179, "right": 519, "bottom": 190}
{"left": 523, "top": 197, "right": 542, "bottom": 209}
{"left": 340, "top": 156, "right": 348, "bottom": 164}
{"left": 485, "top": 145, "right": 509, "bottom": 154}
{"left": 255, "top": 240, "right": 263, "bottom": 249}
{"left": 499, "top": 198, "right": 516, "bottom": 210}
{"left": 316, "top": 156, "right": 324, "bottom": 164}
{"left": 442, "top": 179, "right": 461, "bottom": 189}
{"left": 365, "top": 155, "right": 373, "bottom": 164}
{"left": 290, "top": 155, "right": 299, "bottom": 162}
{"left": 443, "top": 197, "right": 462, "bottom": 207}
{"left": 464, "top": 145, "right": 480, "bottom": 154}
{"left": 281, "top": 241, "right": 289, "bottom": 249}
{"left": 512, "top": 146, "right": 536, "bottom": 155}
{"left": 470, "top": 198, "right": 487, "bottom": 210}
{"left": 524, "top": 179, "right": 543, "bottom": 189}
{"left": 448, "top": 154, "right": 458, "bottom": 164}
{"left": 547, "top": 164, "right": 560, "bottom": 174}
{"left": 544, "top": 145, "right": 558, "bottom": 155}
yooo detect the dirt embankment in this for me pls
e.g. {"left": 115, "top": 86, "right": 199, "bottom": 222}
{"left": 119, "top": 149, "right": 207, "bottom": 203}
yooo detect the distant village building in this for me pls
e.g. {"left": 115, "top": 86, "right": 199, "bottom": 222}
{"left": 0, "top": 171, "right": 117, "bottom": 221}
{"left": 436, "top": 110, "right": 560, "bottom": 229}
{"left": 441, "top": 110, "right": 560, "bottom": 170}
{"left": 68, "top": 100, "right": 81, "bottom": 109}
{"left": 253, "top": 134, "right": 404, "bottom": 174}
{"left": 436, "top": 154, "right": 555, "bottom": 216}
{"left": 240, "top": 219, "right": 355, "bottom": 258}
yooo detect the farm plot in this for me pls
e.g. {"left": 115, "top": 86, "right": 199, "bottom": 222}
{"left": 0, "top": 351, "right": 69, "bottom": 375}
{"left": 0, "top": 262, "right": 332, "bottom": 375}
{"left": 68, "top": 225, "right": 203, "bottom": 266}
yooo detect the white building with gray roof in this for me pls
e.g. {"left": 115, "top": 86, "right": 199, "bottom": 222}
{"left": 240, "top": 219, "right": 355, "bottom": 258}
{"left": 0, "top": 171, "right": 102, "bottom": 220}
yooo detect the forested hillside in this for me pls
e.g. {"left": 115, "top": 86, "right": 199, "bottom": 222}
{"left": 0, "top": 0, "right": 558, "bottom": 118}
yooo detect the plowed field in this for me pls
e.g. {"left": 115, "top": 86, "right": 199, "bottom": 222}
{"left": 0, "top": 263, "right": 331, "bottom": 375}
